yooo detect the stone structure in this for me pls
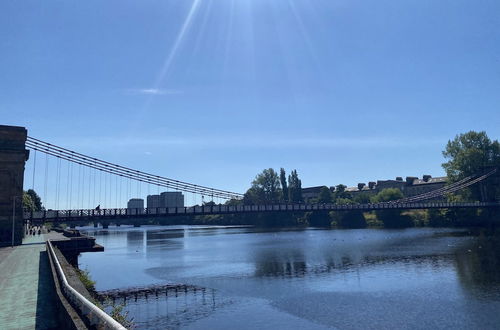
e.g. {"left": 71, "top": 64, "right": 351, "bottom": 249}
{"left": 302, "top": 175, "right": 448, "bottom": 203}
{"left": 346, "top": 175, "right": 447, "bottom": 199}
{"left": 302, "top": 186, "right": 325, "bottom": 203}
{"left": 0, "top": 125, "right": 29, "bottom": 246}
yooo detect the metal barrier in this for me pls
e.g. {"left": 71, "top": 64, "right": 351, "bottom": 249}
{"left": 47, "top": 240, "right": 127, "bottom": 330}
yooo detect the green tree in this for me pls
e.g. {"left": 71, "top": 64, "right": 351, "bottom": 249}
{"left": 353, "top": 193, "right": 371, "bottom": 204}
{"left": 243, "top": 187, "right": 261, "bottom": 205}
{"left": 280, "top": 168, "right": 288, "bottom": 202}
{"left": 244, "top": 168, "right": 282, "bottom": 204}
{"left": 23, "top": 191, "right": 36, "bottom": 211}
{"left": 288, "top": 170, "right": 303, "bottom": 203}
{"left": 333, "top": 184, "right": 351, "bottom": 201}
{"left": 305, "top": 185, "right": 334, "bottom": 226}
{"left": 371, "top": 188, "right": 412, "bottom": 228}
{"left": 442, "top": 131, "right": 500, "bottom": 201}
{"left": 371, "top": 188, "right": 403, "bottom": 203}
{"left": 26, "top": 189, "right": 43, "bottom": 211}
{"left": 317, "top": 186, "right": 332, "bottom": 203}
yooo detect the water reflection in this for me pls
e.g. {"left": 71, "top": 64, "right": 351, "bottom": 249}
{"left": 254, "top": 249, "right": 307, "bottom": 278}
{"left": 146, "top": 229, "right": 185, "bottom": 252}
{"left": 126, "top": 230, "right": 144, "bottom": 253}
{"left": 113, "top": 287, "right": 228, "bottom": 329}
{"left": 455, "top": 229, "right": 500, "bottom": 298}
{"left": 78, "top": 226, "right": 500, "bottom": 329}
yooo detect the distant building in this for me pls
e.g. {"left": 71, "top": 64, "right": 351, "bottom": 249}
{"left": 301, "top": 186, "right": 334, "bottom": 203}
{"left": 147, "top": 192, "right": 185, "bottom": 208}
{"left": 346, "top": 175, "right": 447, "bottom": 200}
{"left": 127, "top": 198, "right": 144, "bottom": 214}
{"left": 160, "top": 191, "right": 184, "bottom": 207}
{"left": 147, "top": 195, "right": 161, "bottom": 209}
{"left": 301, "top": 175, "right": 447, "bottom": 203}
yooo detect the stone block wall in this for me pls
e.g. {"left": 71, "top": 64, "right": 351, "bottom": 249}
{"left": 0, "top": 125, "right": 28, "bottom": 246}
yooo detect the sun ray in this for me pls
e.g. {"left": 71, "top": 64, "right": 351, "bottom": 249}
{"left": 137, "top": 0, "right": 202, "bottom": 117}
{"left": 286, "top": 0, "right": 322, "bottom": 69}
{"left": 153, "top": 0, "right": 202, "bottom": 88}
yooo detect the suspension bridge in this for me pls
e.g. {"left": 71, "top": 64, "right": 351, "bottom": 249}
{"left": 1, "top": 125, "right": 499, "bottom": 230}
{"left": 23, "top": 134, "right": 500, "bottom": 223}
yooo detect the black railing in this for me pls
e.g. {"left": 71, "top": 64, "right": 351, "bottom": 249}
{"left": 24, "top": 201, "right": 500, "bottom": 222}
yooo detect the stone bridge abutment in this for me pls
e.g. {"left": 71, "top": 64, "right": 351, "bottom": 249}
{"left": 0, "top": 125, "right": 28, "bottom": 246}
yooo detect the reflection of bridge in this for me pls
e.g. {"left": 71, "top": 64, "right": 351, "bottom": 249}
{"left": 25, "top": 201, "right": 500, "bottom": 223}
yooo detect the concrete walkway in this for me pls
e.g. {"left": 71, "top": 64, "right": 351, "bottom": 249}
{"left": 0, "top": 232, "right": 59, "bottom": 329}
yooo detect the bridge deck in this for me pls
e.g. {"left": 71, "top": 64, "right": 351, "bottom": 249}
{"left": 25, "top": 201, "right": 500, "bottom": 222}
{"left": 0, "top": 233, "right": 59, "bottom": 329}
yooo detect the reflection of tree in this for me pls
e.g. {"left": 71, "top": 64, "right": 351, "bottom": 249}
{"left": 254, "top": 249, "right": 307, "bottom": 277}
{"left": 454, "top": 229, "right": 500, "bottom": 295}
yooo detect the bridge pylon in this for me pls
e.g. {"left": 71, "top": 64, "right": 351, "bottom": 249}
{"left": 0, "top": 125, "right": 29, "bottom": 246}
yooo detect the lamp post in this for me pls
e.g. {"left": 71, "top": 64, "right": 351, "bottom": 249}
{"left": 12, "top": 196, "right": 21, "bottom": 248}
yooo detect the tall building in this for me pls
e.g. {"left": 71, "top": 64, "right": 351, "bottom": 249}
{"left": 147, "top": 195, "right": 161, "bottom": 208}
{"left": 160, "top": 191, "right": 184, "bottom": 208}
{"left": 127, "top": 198, "right": 144, "bottom": 209}
{"left": 147, "top": 192, "right": 184, "bottom": 208}
{"left": 127, "top": 198, "right": 144, "bottom": 214}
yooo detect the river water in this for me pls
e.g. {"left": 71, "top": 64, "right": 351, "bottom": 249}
{"left": 78, "top": 225, "right": 500, "bottom": 329}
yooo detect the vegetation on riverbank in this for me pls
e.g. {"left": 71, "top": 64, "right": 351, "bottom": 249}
{"left": 27, "top": 130, "right": 500, "bottom": 230}
{"left": 190, "top": 130, "right": 500, "bottom": 229}
{"left": 76, "top": 268, "right": 134, "bottom": 328}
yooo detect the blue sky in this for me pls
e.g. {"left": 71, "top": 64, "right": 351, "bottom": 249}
{"left": 2, "top": 0, "right": 500, "bottom": 207}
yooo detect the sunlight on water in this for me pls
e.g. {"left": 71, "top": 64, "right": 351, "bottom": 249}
{"left": 79, "top": 226, "right": 500, "bottom": 329}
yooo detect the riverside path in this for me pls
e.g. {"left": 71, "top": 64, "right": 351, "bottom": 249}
{"left": 0, "top": 230, "right": 59, "bottom": 329}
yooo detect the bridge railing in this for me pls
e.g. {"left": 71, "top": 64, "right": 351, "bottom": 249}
{"left": 46, "top": 240, "right": 126, "bottom": 330}
{"left": 25, "top": 201, "right": 499, "bottom": 221}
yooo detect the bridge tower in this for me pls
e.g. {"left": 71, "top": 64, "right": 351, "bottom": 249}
{"left": 0, "top": 125, "right": 29, "bottom": 246}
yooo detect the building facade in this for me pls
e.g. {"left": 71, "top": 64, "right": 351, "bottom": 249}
{"left": 147, "top": 191, "right": 184, "bottom": 208}
{"left": 345, "top": 175, "right": 447, "bottom": 200}
{"left": 160, "top": 191, "right": 184, "bottom": 208}
{"left": 147, "top": 195, "right": 161, "bottom": 209}
{"left": 127, "top": 198, "right": 144, "bottom": 209}
{"left": 301, "top": 175, "right": 447, "bottom": 203}
{"left": 127, "top": 198, "right": 144, "bottom": 214}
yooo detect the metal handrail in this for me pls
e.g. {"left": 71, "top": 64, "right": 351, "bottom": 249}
{"left": 47, "top": 240, "right": 126, "bottom": 330}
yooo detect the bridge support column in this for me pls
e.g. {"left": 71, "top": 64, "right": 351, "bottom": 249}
{"left": 0, "top": 125, "right": 29, "bottom": 247}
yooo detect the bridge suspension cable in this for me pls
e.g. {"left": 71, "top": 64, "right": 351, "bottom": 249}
{"left": 396, "top": 168, "right": 498, "bottom": 203}
{"left": 26, "top": 136, "right": 243, "bottom": 200}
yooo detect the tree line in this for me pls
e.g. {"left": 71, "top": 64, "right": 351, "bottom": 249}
{"left": 209, "top": 130, "right": 500, "bottom": 228}
{"left": 23, "top": 130, "right": 500, "bottom": 228}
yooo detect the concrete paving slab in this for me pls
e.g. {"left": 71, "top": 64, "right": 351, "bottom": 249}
{"left": 0, "top": 233, "right": 59, "bottom": 329}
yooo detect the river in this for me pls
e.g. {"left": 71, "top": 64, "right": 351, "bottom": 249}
{"left": 78, "top": 225, "right": 500, "bottom": 329}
